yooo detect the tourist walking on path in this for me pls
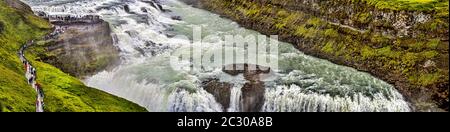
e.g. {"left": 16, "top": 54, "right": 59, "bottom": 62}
{"left": 18, "top": 40, "right": 45, "bottom": 112}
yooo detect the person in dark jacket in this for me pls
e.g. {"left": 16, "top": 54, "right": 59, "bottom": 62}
{"left": 28, "top": 76, "right": 33, "bottom": 84}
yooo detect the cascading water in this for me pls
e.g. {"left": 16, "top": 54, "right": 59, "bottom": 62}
{"left": 22, "top": 0, "right": 412, "bottom": 112}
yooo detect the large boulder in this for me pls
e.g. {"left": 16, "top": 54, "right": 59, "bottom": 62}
{"left": 202, "top": 79, "right": 232, "bottom": 110}
{"left": 41, "top": 21, "right": 120, "bottom": 78}
{"left": 203, "top": 64, "right": 271, "bottom": 112}
{"left": 241, "top": 81, "right": 265, "bottom": 112}
{"left": 222, "top": 63, "right": 270, "bottom": 81}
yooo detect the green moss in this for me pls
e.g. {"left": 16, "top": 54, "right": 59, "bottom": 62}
{"left": 324, "top": 29, "right": 339, "bottom": 38}
{"left": 277, "top": 10, "right": 289, "bottom": 17}
{"left": 363, "top": 0, "right": 445, "bottom": 11}
{"left": 402, "top": 52, "right": 419, "bottom": 67}
{"left": 28, "top": 61, "right": 146, "bottom": 112}
{"left": 409, "top": 42, "right": 425, "bottom": 51}
{"left": 275, "top": 23, "right": 286, "bottom": 29}
{"left": 426, "top": 39, "right": 440, "bottom": 49}
{"left": 356, "top": 12, "right": 372, "bottom": 24}
{"left": 361, "top": 46, "right": 376, "bottom": 59}
{"left": 409, "top": 72, "right": 442, "bottom": 86}
{"left": 322, "top": 41, "right": 335, "bottom": 53}
{"left": 306, "top": 18, "right": 321, "bottom": 27}
{"left": 294, "top": 18, "right": 323, "bottom": 38}
{"left": 421, "top": 50, "right": 438, "bottom": 59}
{"left": 370, "top": 34, "right": 390, "bottom": 45}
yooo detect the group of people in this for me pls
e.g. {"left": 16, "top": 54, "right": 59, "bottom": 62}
{"left": 44, "top": 25, "right": 64, "bottom": 40}
{"left": 18, "top": 40, "right": 45, "bottom": 112}
{"left": 47, "top": 14, "right": 101, "bottom": 24}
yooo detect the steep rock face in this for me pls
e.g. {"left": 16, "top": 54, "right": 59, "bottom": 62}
{"left": 203, "top": 79, "right": 232, "bottom": 110}
{"left": 4, "top": 0, "right": 33, "bottom": 13}
{"left": 196, "top": 0, "right": 449, "bottom": 111}
{"left": 202, "top": 64, "right": 269, "bottom": 112}
{"left": 39, "top": 21, "right": 120, "bottom": 78}
{"left": 241, "top": 81, "right": 265, "bottom": 112}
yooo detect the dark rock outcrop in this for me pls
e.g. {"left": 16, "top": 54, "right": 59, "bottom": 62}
{"left": 223, "top": 64, "right": 271, "bottom": 81}
{"left": 179, "top": 0, "right": 202, "bottom": 7}
{"left": 124, "top": 5, "right": 131, "bottom": 13}
{"left": 47, "top": 15, "right": 102, "bottom": 25}
{"left": 171, "top": 16, "right": 182, "bottom": 21}
{"left": 141, "top": 7, "right": 148, "bottom": 13}
{"left": 40, "top": 21, "right": 120, "bottom": 78}
{"left": 203, "top": 64, "right": 270, "bottom": 112}
{"left": 4, "top": 0, "right": 33, "bottom": 13}
{"left": 203, "top": 79, "right": 232, "bottom": 110}
{"left": 141, "top": 0, "right": 166, "bottom": 12}
{"left": 241, "top": 81, "right": 265, "bottom": 112}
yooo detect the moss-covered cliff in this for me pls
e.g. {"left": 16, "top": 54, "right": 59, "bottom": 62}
{"left": 196, "top": 0, "right": 449, "bottom": 111}
{"left": 0, "top": 0, "right": 146, "bottom": 112}
{"left": 36, "top": 21, "right": 120, "bottom": 78}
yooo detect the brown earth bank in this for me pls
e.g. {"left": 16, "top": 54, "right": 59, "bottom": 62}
{"left": 185, "top": 0, "right": 449, "bottom": 111}
{"left": 36, "top": 20, "right": 120, "bottom": 78}
{"left": 4, "top": 0, "right": 33, "bottom": 13}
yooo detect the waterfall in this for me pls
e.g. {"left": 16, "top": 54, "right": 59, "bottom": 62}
{"left": 227, "top": 85, "right": 242, "bottom": 112}
{"left": 262, "top": 85, "right": 411, "bottom": 112}
{"left": 23, "top": 0, "right": 412, "bottom": 112}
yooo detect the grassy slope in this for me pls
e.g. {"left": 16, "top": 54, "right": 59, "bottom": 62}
{"left": 364, "top": 0, "right": 448, "bottom": 11}
{"left": 0, "top": 1, "right": 146, "bottom": 112}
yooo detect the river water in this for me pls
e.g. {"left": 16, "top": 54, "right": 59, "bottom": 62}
{"left": 22, "top": 0, "right": 411, "bottom": 112}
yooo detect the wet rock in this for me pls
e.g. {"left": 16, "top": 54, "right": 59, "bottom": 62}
{"left": 164, "top": 9, "right": 173, "bottom": 12}
{"left": 203, "top": 79, "right": 232, "bottom": 110}
{"left": 171, "top": 16, "right": 182, "bottom": 21}
{"left": 142, "top": 0, "right": 165, "bottom": 11}
{"left": 179, "top": 0, "right": 203, "bottom": 7}
{"left": 203, "top": 64, "right": 270, "bottom": 112}
{"left": 42, "top": 21, "right": 120, "bottom": 78}
{"left": 145, "top": 41, "right": 156, "bottom": 47}
{"left": 125, "top": 30, "right": 140, "bottom": 38}
{"left": 35, "top": 11, "right": 48, "bottom": 18}
{"left": 124, "top": 5, "right": 131, "bottom": 13}
{"left": 129, "top": 15, "right": 150, "bottom": 24}
{"left": 141, "top": 7, "right": 148, "bottom": 13}
{"left": 241, "top": 81, "right": 265, "bottom": 112}
{"left": 165, "top": 32, "right": 176, "bottom": 38}
{"left": 222, "top": 64, "right": 270, "bottom": 81}
{"left": 156, "top": 3, "right": 164, "bottom": 11}
{"left": 134, "top": 47, "right": 147, "bottom": 57}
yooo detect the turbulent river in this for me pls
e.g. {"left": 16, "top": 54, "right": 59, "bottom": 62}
{"left": 23, "top": 0, "right": 412, "bottom": 112}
